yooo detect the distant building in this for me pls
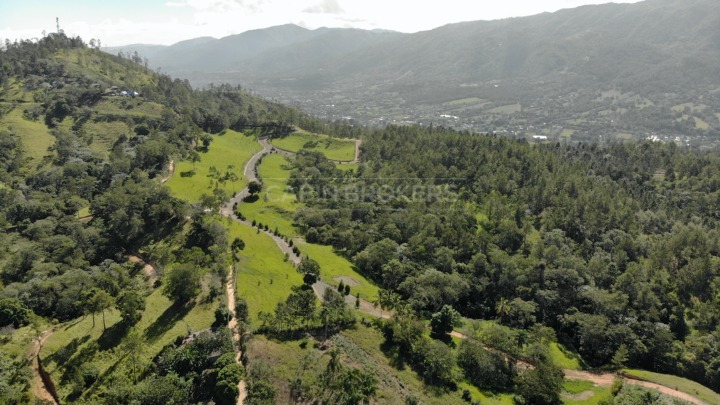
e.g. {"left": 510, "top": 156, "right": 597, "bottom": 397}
{"left": 532, "top": 135, "right": 548, "bottom": 141}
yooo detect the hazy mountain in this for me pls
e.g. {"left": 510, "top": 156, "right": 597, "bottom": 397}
{"left": 113, "top": 0, "right": 720, "bottom": 144}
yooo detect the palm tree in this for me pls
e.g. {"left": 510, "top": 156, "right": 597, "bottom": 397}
{"left": 495, "top": 297, "right": 511, "bottom": 321}
{"left": 373, "top": 289, "right": 395, "bottom": 318}
{"left": 188, "top": 150, "right": 200, "bottom": 171}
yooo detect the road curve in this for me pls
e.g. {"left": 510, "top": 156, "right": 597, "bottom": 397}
{"left": 450, "top": 331, "right": 708, "bottom": 405}
{"left": 221, "top": 137, "right": 388, "bottom": 320}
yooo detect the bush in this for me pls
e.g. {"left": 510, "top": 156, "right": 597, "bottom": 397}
{"left": 214, "top": 305, "right": 233, "bottom": 327}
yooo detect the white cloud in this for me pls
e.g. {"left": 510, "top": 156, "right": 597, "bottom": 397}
{"left": 303, "top": 0, "right": 344, "bottom": 15}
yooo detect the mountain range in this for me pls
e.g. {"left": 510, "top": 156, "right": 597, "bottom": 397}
{"left": 107, "top": 0, "right": 720, "bottom": 145}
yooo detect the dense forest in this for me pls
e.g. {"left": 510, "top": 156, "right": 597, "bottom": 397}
{"left": 292, "top": 125, "right": 720, "bottom": 393}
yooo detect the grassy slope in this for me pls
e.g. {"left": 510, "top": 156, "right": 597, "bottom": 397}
{"left": 237, "top": 153, "right": 380, "bottom": 301}
{"left": 83, "top": 120, "right": 132, "bottom": 155}
{"left": 1, "top": 108, "right": 55, "bottom": 164}
{"left": 623, "top": 369, "right": 720, "bottom": 405}
{"left": 227, "top": 220, "right": 304, "bottom": 321}
{"left": 297, "top": 241, "right": 379, "bottom": 301}
{"left": 562, "top": 380, "right": 612, "bottom": 405}
{"left": 166, "top": 130, "right": 261, "bottom": 203}
{"left": 271, "top": 131, "right": 356, "bottom": 161}
{"left": 550, "top": 342, "right": 583, "bottom": 370}
{"left": 93, "top": 99, "right": 164, "bottom": 119}
{"left": 41, "top": 286, "right": 218, "bottom": 401}
{"left": 240, "top": 153, "right": 300, "bottom": 237}
{"left": 343, "top": 325, "right": 515, "bottom": 405}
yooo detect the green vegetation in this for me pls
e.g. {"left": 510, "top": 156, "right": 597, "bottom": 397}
{"left": 297, "top": 241, "right": 379, "bottom": 300}
{"left": 0, "top": 108, "right": 55, "bottom": 163}
{"left": 239, "top": 153, "right": 300, "bottom": 237}
{"left": 93, "top": 98, "right": 164, "bottom": 119}
{"left": 228, "top": 220, "right": 303, "bottom": 320}
{"left": 693, "top": 116, "right": 710, "bottom": 129}
{"left": 271, "top": 130, "right": 356, "bottom": 161}
{"left": 563, "top": 380, "right": 595, "bottom": 394}
{"left": 549, "top": 342, "right": 583, "bottom": 370}
{"left": 623, "top": 369, "right": 720, "bottom": 405}
{"left": 0, "top": 33, "right": 334, "bottom": 404}
{"left": 42, "top": 287, "right": 219, "bottom": 401}
{"left": 562, "top": 380, "right": 612, "bottom": 405}
{"left": 7, "top": 29, "right": 720, "bottom": 405}
{"left": 166, "top": 130, "right": 261, "bottom": 203}
{"left": 336, "top": 162, "right": 359, "bottom": 172}
{"left": 82, "top": 120, "right": 132, "bottom": 155}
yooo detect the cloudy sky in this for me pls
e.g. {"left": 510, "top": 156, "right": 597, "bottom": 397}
{"left": 1, "top": 0, "right": 643, "bottom": 46}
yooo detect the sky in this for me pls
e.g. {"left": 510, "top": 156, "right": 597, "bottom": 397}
{"left": 0, "top": 0, "right": 644, "bottom": 46}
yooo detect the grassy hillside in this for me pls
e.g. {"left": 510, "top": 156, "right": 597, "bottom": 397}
{"left": 240, "top": 153, "right": 300, "bottom": 237}
{"left": 271, "top": 131, "right": 356, "bottom": 161}
{"left": 41, "top": 284, "right": 219, "bottom": 402}
{"left": 0, "top": 108, "right": 55, "bottom": 164}
{"left": 228, "top": 220, "right": 303, "bottom": 321}
{"left": 623, "top": 369, "right": 720, "bottom": 405}
{"left": 166, "top": 130, "right": 262, "bottom": 203}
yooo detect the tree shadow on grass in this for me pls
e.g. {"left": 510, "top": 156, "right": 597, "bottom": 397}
{"left": 243, "top": 194, "right": 259, "bottom": 203}
{"left": 144, "top": 301, "right": 195, "bottom": 343}
{"left": 180, "top": 170, "right": 196, "bottom": 177}
{"left": 380, "top": 340, "right": 408, "bottom": 371}
{"left": 46, "top": 335, "right": 90, "bottom": 367}
{"left": 97, "top": 321, "right": 131, "bottom": 351}
{"left": 84, "top": 356, "right": 123, "bottom": 398}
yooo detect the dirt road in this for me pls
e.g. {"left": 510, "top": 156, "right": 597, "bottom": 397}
{"left": 226, "top": 266, "right": 247, "bottom": 405}
{"left": 126, "top": 254, "right": 159, "bottom": 286}
{"left": 29, "top": 329, "right": 59, "bottom": 404}
{"left": 451, "top": 330, "right": 709, "bottom": 405}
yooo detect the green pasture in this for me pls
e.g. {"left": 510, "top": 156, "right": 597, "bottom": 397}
{"left": 296, "top": 240, "right": 379, "bottom": 301}
{"left": 83, "top": 120, "right": 132, "bottom": 155}
{"left": 166, "top": 130, "right": 261, "bottom": 203}
{"left": 239, "top": 153, "right": 300, "bottom": 237}
{"left": 93, "top": 99, "right": 164, "bottom": 119}
{"left": 271, "top": 131, "right": 356, "bottom": 161}
{"left": 561, "top": 380, "right": 611, "bottom": 405}
{"left": 228, "top": 220, "right": 303, "bottom": 321}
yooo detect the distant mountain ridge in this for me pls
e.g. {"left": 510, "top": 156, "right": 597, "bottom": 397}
{"left": 107, "top": 0, "right": 720, "bottom": 144}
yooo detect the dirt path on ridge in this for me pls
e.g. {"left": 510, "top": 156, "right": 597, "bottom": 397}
{"left": 226, "top": 266, "right": 247, "bottom": 405}
{"left": 126, "top": 254, "right": 159, "bottom": 286}
{"left": 160, "top": 160, "right": 174, "bottom": 183}
{"left": 29, "top": 328, "right": 59, "bottom": 404}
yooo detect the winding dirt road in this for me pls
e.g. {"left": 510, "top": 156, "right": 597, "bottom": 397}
{"left": 450, "top": 330, "right": 708, "bottom": 405}
{"left": 221, "top": 137, "right": 386, "bottom": 319}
